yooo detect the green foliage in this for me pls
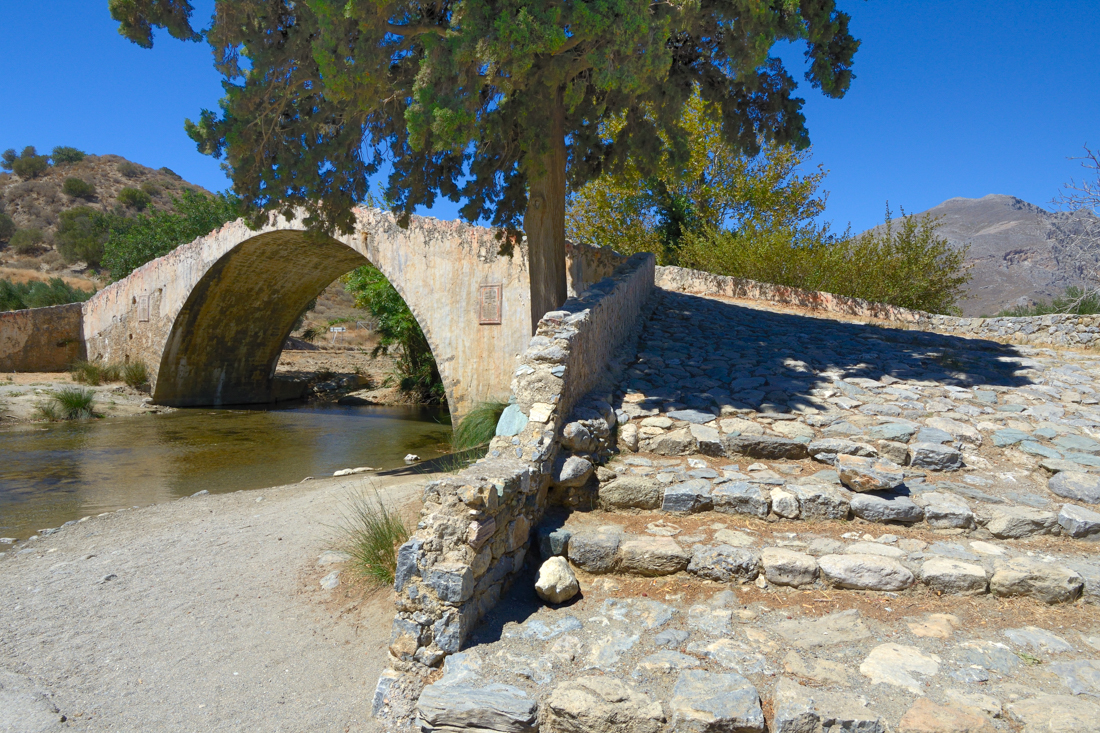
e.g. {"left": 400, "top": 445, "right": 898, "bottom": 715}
{"left": 62, "top": 177, "right": 97, "bottom": 200}
{"left": 70, "top": 360, "right": 122, "bottom": 386}
{"left": 122, "top": 361, "right": 150, "bottom": 390}
{"left": 0, "top": 213, "right": 14, "bottom": 242}
{"left": 344, "top": 264, "right": 444, "bottom": 403}
{"left": 9, "top": 146, "right": 50, "bottom": 179}
{"left": 113, "top": 0, "right": 859, "bottom": 240}
{"left": 101, "top": 190, "right": 241, "bottom": 279}
{"left": 995, "top": 286, "right": 1100, "bottom": 317}
{"left": 568, "top": 93, "right": 830, "bottom": 265}
{"left": 453, "top": 402, "right": 508, "bottom": 451}
{"left": 38, "top": 387, "right": 96, "bottom": 420}
{"left": 0, "top": 277, "right": 94, "bottom": 311}
{"left": 678, "top": 206, "right": 971, "bottom": 314}
{"left": 140, "top": 181, "right": 161, "bottom": 196}
{"left": 51, "top": 146, "right": 87, "bottom": 164}
{"left": 0, "top": 149, "right": 14, "bottom": 171}
{"left": 333, "top": 489, "right": 411, "bottom": 586}
{"left": 117, "top": 160, "right": 141, "bottom": 178}
{"left": 117, "top": 186, "right": 151, "bottom": 211}
{"left": 10, "top": 228, "right": 45, "bottom": 254}
{"left": 57, "top": 206, "right": 109, "bottom": 266}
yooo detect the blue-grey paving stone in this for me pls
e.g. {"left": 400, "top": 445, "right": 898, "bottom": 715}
{"left": 655, "top": 629, "right": 691, "bottom": 647}
{"left": 1033, "top": 427, "right": 1059, "bottom": 440}
{"left": 1064, "top": 452, "right": 1100, "bottom": 468}
{"left": 1055, "top": 434, "right": 1100, "bottom": 454}
{"left": 994, "top": 429, "right": 1034, "bottom": 444}
{"left": 927, "top": 542, "right": 980, "bottom": 562}
{"left": 670, "top": 670, "right": 764, "bottom": 733}
{"left": 538, "top": 526, "right": 573, "bottom": 557}
{"left": 1049, "top": 471, "right": 1100, "bottom": 504}
{"left": 996, "top": 404, "right": 1027, "bottom": 413}
{"left": 495, "top": 404, "right": 529, "bottom": 436}
{"left": 866, "top": 422, "right": 918, "bottom": 442}
{"left": 915, "top": 427, "right": 954, "bottom": 444}
{"left": 668, "top": 409, "right": 716, "bottom": 424}
{"left": 1019, "top": 441, "right": 1063, "bottom": 459}
{"left": 972, "top": 390, "right": 997, "bottom": 404}
{"left": 662, "top": 479, "right": 713, "bottom": 513}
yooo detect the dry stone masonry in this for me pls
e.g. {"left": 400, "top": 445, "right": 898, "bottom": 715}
{"left": 384, "top": 273, "right": 1100, "bottom": 733}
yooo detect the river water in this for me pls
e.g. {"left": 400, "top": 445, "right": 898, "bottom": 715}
{"left": 0, "top": 403, "right": 452, "bottom": 540}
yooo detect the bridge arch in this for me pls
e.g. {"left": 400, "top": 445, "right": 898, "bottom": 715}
{"left": 81, "top": 208, "right": 535, "bottom": 419}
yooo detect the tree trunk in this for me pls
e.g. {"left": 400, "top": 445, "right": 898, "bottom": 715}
{"left": 524, "top": 87, "right": 568, "bottom": 334}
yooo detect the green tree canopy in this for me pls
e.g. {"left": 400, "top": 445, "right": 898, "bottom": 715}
{"left": 112, "top": 0, "right": 858, "bottom": 321}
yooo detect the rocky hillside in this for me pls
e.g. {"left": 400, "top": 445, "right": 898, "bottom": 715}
{"left": 0, "top": 152, "right": 211, "bottom": 276}
{"left": 887, "top": 194, "right": 1100, "bottom": 317}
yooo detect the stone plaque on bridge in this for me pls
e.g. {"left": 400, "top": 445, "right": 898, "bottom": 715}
{"left": 137, "top": 295, "right": 150, "bottom": 322}
{"left": 478, "top": 284, "right": 502, "bottom": 325}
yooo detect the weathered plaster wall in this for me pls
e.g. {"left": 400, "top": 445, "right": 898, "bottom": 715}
{"left": 564, "top": 240, "right": 627, "bottom": 298}
{"left": 0, "top": 303, "right": 84, "bottom": 372}
{"left": 384, "top": 252, "right": 655, "bottom": 675}
{"left": 657, "top": 265, "right": 1100, "bottom": 350}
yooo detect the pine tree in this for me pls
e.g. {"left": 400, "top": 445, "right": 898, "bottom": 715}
{"left": 111, "top": 0, "right": 858, "bottom": 324}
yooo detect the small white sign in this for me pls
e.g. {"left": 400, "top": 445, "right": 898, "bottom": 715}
{"left": 329, "top": 326, "right": 346, "bottom": 332}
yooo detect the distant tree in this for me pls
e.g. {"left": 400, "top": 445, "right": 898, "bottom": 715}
{"left": 343, "top": 264, "right": 443, "bottom": 403}
{"left": 102, "top": 190, "right": 241, "bottom": 278}
{"left": 0, "top": 212, "right": 14, "bottom": 243}
{"left": 0, "top": 149, "right": 15, "bottom": 171}
{"left": 9, "top": 147, "right": 50, "bottom": 179}
{"left": 62, "top": 177, "right": 97, "bottom": 200}
{"left": 117, "top": 187, "right": 152, "bottom": 211}
{"left": 0, "top": 277, "right": 95, "bottom": 311}
{"left": 10, "top": 228, "right": 46, "bottom": 255}
{"left": 51, "top": 146, "right": 87, "bottom": 164}
{"left": 117, "top": 161, "right": 141, "bottom": 178}
{"left": 1050, "top": 145, "right": 1100, "bottom": 308}
{"left": 111, "top": 0, "right": 859, "bottom": 325}
{"left": 57, "top": 207, "right": 110, "bottom": 267}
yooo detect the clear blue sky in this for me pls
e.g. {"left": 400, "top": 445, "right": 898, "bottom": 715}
{"left": 2, "top": 1, "right": 1097, "bottom": 232}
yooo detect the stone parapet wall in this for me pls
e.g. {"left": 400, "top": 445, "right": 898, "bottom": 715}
{"left": 657, "top": 264, "right": 1100, "bottom": 349}
{"left": 0, "top": 303, "right": 84, "bottom": 372}
{"left": 385, "top": 252, "right": 656, "bottom": 673}
{"left": 564, "top": 241, "right": 629, "bottom": 297}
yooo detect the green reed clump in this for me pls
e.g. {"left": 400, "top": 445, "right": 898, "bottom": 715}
{"left": 37, "top": 387, "right": 96, "bottom": 420}
{"left": 452, "top": 401, "right": 508, "bottom": 451}
{"left": 334, "top": 489, "right": 411, "bottom": 587}
{"left": 122, "top": 361, "right": 149, "bottom": 390}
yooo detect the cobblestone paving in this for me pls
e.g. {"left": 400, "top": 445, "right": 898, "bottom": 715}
{"left": 412, "top": 290, "right": 1100, "bottom": 733}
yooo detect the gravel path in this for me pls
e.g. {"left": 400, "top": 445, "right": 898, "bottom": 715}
{"left": 0, "top": 471, "right": 432, "bottom": 732}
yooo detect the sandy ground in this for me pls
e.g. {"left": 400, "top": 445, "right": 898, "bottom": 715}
{"left": 0, "top": 469, "right": 436, "bottom": 732}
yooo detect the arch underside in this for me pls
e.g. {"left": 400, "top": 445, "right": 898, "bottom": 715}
{"left": 153, "top": 231, "right": 374, "bottom": 408}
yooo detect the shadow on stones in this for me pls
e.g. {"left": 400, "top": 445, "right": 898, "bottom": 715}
{"left": 465, "top": 560, "right": 547, "bottom": 648}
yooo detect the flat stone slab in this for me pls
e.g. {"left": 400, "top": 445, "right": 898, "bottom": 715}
{"left": 818, "top": 553, "right": 915, "bottom": 591}
{"left": 669, "top": 669, "right": 764, "bottom": 733}
{"left": 417, "top": 682, "right": 538, "bottom": 733}
{"left": 1049, "top": 471, "right": 1100, "bottom": 504}
{"left": 773, "top": 609, "right": 871, "bottom": 648}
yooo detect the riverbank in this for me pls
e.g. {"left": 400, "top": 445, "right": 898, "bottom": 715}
{"left": 0, "top": 469, "right": 435, "bottom": 732}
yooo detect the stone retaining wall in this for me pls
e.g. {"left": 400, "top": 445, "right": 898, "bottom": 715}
{"left": 564, "top": 241, "right": 628, "bottom": 298}
{"left": 656, "top": 265, "right": 1100, "bottom": 349}
{"left": 0, "top": 303, "right": 84, "bottom": 372}
{"left": 386, "top": 252, "right": 656, "bottom": 673}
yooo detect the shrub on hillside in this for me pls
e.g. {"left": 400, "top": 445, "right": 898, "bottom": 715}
{"left": 51, "top": 146, "right": 86, "bottom": 164}
{"left": 140, "top": 181, "right": 161, "bottom": 197}
{"left": 159, "top": 166, "right": 180, "bottom": 178}
{"left": 0, "top": 212, "right": 14, "bottom": 242}
{"left": 0, "top": 277, "right": 94, "bottom": 311}
{"left": 57, "top": 206, "right": 109, "bottom": 266}
{"left": 117, "top": 161, "right": 141, "bottom": 178}
{"left": 995, "top": 286, "right": 1100, "bottom": 317}
{"left": 8, "top": 147, "right": 50, "bottom": 179}
{"left": 10, "top": 228, "right": 45, "bottom": 254}
{"left": 62, "top": 177, "right": 97, "bottom": 200}
{"left": 102, "top": 190, "right": 241, "bottom": 279}
{"left": 0, "top": 149, "right": 15, "bottom": 171}
{"left": 117, "top": 186, "right": 151, "bottom": 211}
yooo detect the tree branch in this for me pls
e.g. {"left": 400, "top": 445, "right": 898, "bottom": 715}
{"left": 386, "top": 23, "right": 447, "bottom": 37}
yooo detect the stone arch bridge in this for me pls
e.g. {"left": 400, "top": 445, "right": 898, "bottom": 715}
{"left": 0, "top": 208, "right": 622, "bottom": 419}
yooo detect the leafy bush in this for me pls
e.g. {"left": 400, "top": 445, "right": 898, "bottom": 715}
{"left": 117, "top": 161, "right": 141, "bottom": 178}
{"left": 57, "top": 206, "right": 109, "bottom": 266}
{"left": 37, "top": 387, "right": 96, "bottom": 420}
{"left": 343, "top": 264, "right": 444, "bottom": 402}
{"left": 10, "top": 228, "right": 45, "bottom": 254}
{"left": 0, "top": 149, "right": 15, "bottom": 171}
{"left": 0, "top": 277, "right": 94, "bottom": 311}
{"left": 62, "top": 177, "right": 96, "bottom": 199}
{"left": 122, "top": 361, "right": 150, "bottom": 390}
{"left": 159, "top": 166, "right": 180, "bottom": 178}
{"left": 117, "top": 187, "right": 151, "bottom": 211}
{"left": 102, "top": 190, "right": 241, "bottom": 279}
{"left": 995, "top": 286, "right": 1100, "bottom": 317}
{"left": 679, "top": 207, "right": 971, "bottom": 314}
{"left": 70, "top": 360, "right": 122, "bottom": 386}
{"left": 334, "top": 489, "right": 411, "bottom": 586}
{"left": 9, "top": 146, "right": 50, "bottom": 179}
{"left": 0, "top": 212, "right": 14, "bottom": 242}
{"left": 51, "top": 146, "right": 86, "bottom": 164}
{"left": 567, "top": 92, "right": 971, "bottom": 314}
{"left": 453, "top": 402, "right": 508, "bottom": 450}
{"left": 140, "top": 181, "right": 161, "bottom": 196}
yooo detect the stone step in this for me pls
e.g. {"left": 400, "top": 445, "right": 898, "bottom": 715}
{"left": 596, "top": 460, "right": 1100, "bottom": 543}
{"left": 537, "top": 511, "right": 1099, "bottom": 605}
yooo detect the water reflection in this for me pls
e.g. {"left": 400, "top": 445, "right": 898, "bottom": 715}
{"left": 0, "top": 403, "right": 451, "bottom": 539}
